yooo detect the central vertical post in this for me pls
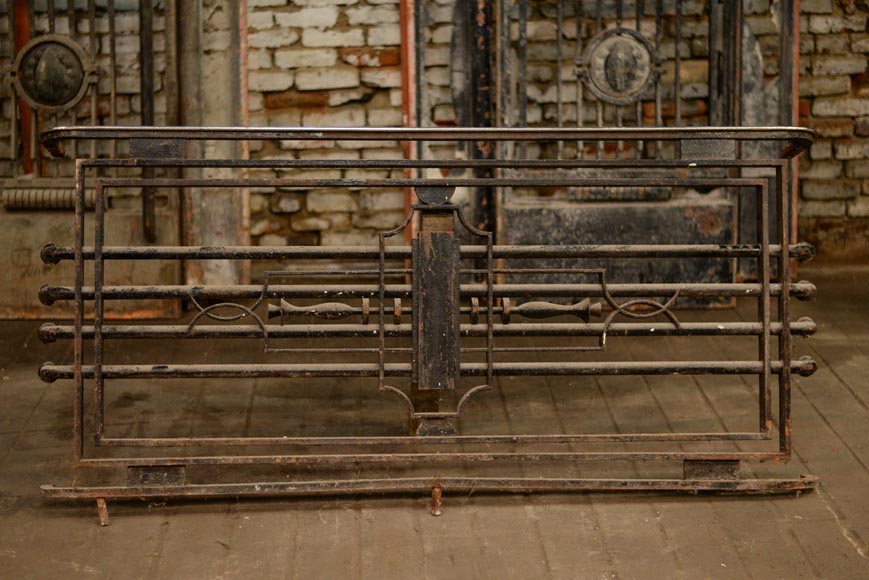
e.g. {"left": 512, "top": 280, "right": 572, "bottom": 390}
{"left": 411, "top": 190, "right": 461, "bottom": 435}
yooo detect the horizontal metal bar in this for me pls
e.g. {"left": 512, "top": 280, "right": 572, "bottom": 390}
{"left": 41, "top": 125, "right": 815, "bottom": 157}
{"left": 95, "top": 176, "right": 769, "bottom": 189}
{"left": 41, "top": 475, "right": 819, "bottom": 499}
{"left": 72, "top": 450, "right": 790, "bottom": 468}
{"left": 95, "top": 431, "right": 770, "bottom": 447}
{"left": 38, "top": 319, "right": 818, "bottom": 343}
{"left": 39, "top": 358, "right": 818, "bottom": 382}
{"left": 37, "top": 281, "right": 817, "bottom": 305}
{"left": 82, "top": 157, "right": 788, "bottom": 169}
{"left": 40, "top": 243, "right": 816, "bottom": 263}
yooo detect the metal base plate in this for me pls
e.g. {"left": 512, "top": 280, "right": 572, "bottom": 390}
{"left": 42, "top": 475, "right": 818, "bottom": 501}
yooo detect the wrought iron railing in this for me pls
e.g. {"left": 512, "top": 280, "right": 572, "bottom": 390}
{"left": 37, "top": 126, "right": 818, "bottom": 524}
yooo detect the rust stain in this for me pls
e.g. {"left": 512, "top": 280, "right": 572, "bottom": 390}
{"left": 684, "top": 206, "right": 723, "bottom": 236}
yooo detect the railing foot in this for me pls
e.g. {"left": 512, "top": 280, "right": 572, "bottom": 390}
{"left": 430, "top": 483, "right": 443, "bottom": 516}
{"left": 96, "top": 498, "right": 109, "bottom": 526}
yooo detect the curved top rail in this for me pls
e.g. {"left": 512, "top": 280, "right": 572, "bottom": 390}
{"left": 40, "top": 125, "right": 816, "bottom": 158}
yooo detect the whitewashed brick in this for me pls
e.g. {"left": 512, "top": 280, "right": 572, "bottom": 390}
{"left": 296, "top": 67, "right": 360, "bottom": 90}
{"left": 249, "top": 71, "right": 294, "bottom": 92}
{"left": 250, "top": 193, "right": 270, "bottom": 214}
{"left": 302, "top": 107, "right": 366, "bottom": 126}
{"left": 280, "top": 139, "right": 336, "bottom": 150}
{"left": 291, "top": 216, "right": 332, "bottom": 230}
{"left": 307, "top": 191, "right": 358, "bottom": 212}
{"left": 302, "top": 29, "right": 365, "bottom": 47}
{"left": 361, "top": 67, "right": 402, "bottom": 88}
{"left": 803, "top": 179, "right": 860, "bottom": 199}
{"left": 329, "top": 88, "right": 375, "bottom": 107}
{"left": 250, "top": 0, "right": 287, "bottom": 6}
{"left": 360, "top": 190, "right": 405, "bottom": 211}
{"left": 800, "top": 0, "right": 832, "bottom": 13}
{"left": 799, "top": 200, "right": 846, "bottom": 216}
{"left": 425, "top": 66, "right": 451, "bottom": 87}
{"left": 247, "top": 11, "right": 275, "bottom": 30}
{"left": 846, "top": 161, "right": 869, "bottom": 178}
{"left": 251, "top": 218, "right": 281, "bottom": 236}
{"left": 248, "top": 49, "right": 273, "bottom": 70}
{"left": 249, "top": 28, "right": 300, "bottom": 48}
{"left": 275, "top": 48, "right": 338, "bottom": 68}
{"left": 297, "top": 149, "right": 361, "bottom": 160}
{"left": 835, "top": 140, "right": 869, "bottom": 159}
{"left": 799, "top": 75, "right": 850, "bottom": 97}
{"left": 352, "top": 211, "right": 406, "bottom": 229}
{"left": 249, "top": 92, "right": 265, "bottom": 111}
{"left": 811, "top": 141, "right": 833, "bottom": 160}
{"left": 808, "top": 15, "right": 867, "bottom": 34}
{"left": 321, "top": 230, "right": 379, "bottom": 246}
{"left": 346, "top": 6, "right": 400, "bottom": 25}
{"left": 802, "top": 160, "right": 842, "bottom": 180}
{"left": 853, "top": 35, "right": 869, "bottom": 53}
{"left": 367, "top": 108, "right": 402, "bottom": 126}
{"left": 259, "top": 234, "right": 289, "bottom": 246}
{"left": 362, "top": 148, "right": 405, "bottom": 160}
{"left": 367, "top": 25, "right": 401, "bottom": 46}
{"left": 433, "top": 105, "right": 455, "bottom": 123}
{"left": 430, "top": 25, "right": 452, "bottom": 44}
{"left": 275, "top": 7, "right": 339, "bottom": 29}
{"left": 273, "top": 195, "right": 302, "bottom": 213}
{"left": 426, "top": 46, "right": 451, "bottom": 66}
{"left": 336, "top": 140, "right": 399, "bottom": 149}
{"left": 848, "top": 196, "right": 869, "bottom": 217}
{"left": 427, "top": 4, "right": 453, "bottom": 23}
{"left": 291, "top": 0, "right": 358, "bottom": 5}
{"left": 812, "top": 56, "right": 867, "bottom": 76}
{"left": 813, "top": 97, "right": 869, "bottom": 117}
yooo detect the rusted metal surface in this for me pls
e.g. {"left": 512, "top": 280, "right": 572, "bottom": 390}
{"left": 37, "top": 126, "right": 817, "bottom": 516}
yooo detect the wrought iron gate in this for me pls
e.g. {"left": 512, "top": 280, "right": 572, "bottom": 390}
{"left": 439, "top": 0, "right": 799, "bottom": 282}
{"left": 0, "top": 0, "right": 180, "bottom": 318}
{"left": 38, "top": 126, "right": 818, "bottom": 523}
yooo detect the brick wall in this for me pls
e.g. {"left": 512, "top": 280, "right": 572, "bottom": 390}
{"left": 246, "top": 0, "right": 406, "bottom": 275}
{"left": 797, "top": 0, "right": 869, "bottom": 260}
{"left": 245, "top": 0, "right": 869, "bottom": 263}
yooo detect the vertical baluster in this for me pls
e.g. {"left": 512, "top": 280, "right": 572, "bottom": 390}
{"left": 8, "top": 2, "right": 16, "bottom": 177}
{"left": 89, "top": 0, "right": 97, "bottom": 159}
{"left": 635, "top": 0, "right": 644, "bottom": 158}
{"left": 518, "top": 0, "right": 527, "bottom": 158}
{"left": 615, "top": 0, "right": 626, "bottom": 159}
{"left": 556, "top": 0, "right": 563, "bottom": 158}
{"left": 68, "top": 0, "right": 77, "bottom": 161}
{"left": 595, "top": 0, "right": 602, "bottom": 158}
{"left": 47, "top": 0, "right": 55, "bottom": 33}
{"left": 674, "top": 0, "right": 682, "bottom": 125}
{"left": 575, "top": 0, "right": 584, "bottom": 158}
{"left": 108, "top": 0, "right": 117, "bottom": 159}
{"left": 500, "top": 0, "right": 512, "bottom": 158}
{"left": 654, "top": 0, "right": 662, "bottom": 154}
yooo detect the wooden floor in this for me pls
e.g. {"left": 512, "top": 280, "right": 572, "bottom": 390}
{"left": 0, "top": 265, "right": 867, "bottom": 579}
